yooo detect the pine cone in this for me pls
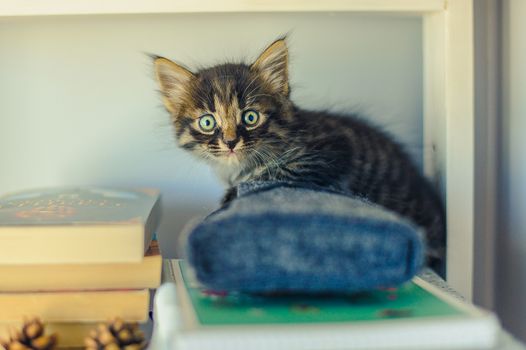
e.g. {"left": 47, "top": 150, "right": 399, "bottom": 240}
{"left": 85, "top": 318, "right": 146, "bottom": 350}
{"left": 0, "top": 317, "right": 58, "bottom": 350}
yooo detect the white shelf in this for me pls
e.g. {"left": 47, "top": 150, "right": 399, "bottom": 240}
{"left": 0, "top": 0, "right": 487, "bottom": 309}
{"left": 0, "top": 0, "right": 445, "bottom": 17}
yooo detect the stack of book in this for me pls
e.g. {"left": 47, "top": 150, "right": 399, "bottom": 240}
{"left": 0, "top": 187, "right": 162, "bottom": 348}
{"left": 153, "top": 260, "right": 501, "bottom": 350}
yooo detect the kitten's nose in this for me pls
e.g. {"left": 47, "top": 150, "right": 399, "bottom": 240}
{"left": 225, "top": 139, "right": 238, "bottom": 150}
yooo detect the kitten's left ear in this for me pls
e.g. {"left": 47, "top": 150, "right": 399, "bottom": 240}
{"left": 251, "top": 38, "right": 289, "bottom": 96}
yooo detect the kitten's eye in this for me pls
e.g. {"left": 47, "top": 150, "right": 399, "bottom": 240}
{"left": 242, "top": 110, "right": 259, "bottom": 126}
{"left": 198, "top": 114, "right": 216, "bottom": 132}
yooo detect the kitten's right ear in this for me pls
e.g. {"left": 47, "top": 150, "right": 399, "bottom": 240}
{"left": 153, "top": 57, "right": 195, "bottom": 114}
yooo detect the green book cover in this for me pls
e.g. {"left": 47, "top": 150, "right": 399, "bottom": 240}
{"left": 0, "top": 187, "right": 160, "bottom": 226}
{"left": 177, "top": 261, "right": 464, "bottom": 326}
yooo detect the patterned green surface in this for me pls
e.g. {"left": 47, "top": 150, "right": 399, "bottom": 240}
{"left": 179, "top": 262, "right": 464, "bottom": 326}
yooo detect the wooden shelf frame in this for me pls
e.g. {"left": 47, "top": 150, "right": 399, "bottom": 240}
{"left": 0, "top": 0, "right": 446, "bottom": 16}
{"left": 1, "top": 0, "right": 491, "bottom": 306}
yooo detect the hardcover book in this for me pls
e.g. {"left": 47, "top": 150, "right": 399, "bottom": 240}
{"left": 0, "top": 240, "right": 162, "bottom": 292}
{"left": 157, "top": 260, "right": 500, "bottom": 350}
{"left": 0, "top": 187, "right": 160, "bottom": 264}
{"left": 0, "top": 288, "right": 149, "bottom": 322}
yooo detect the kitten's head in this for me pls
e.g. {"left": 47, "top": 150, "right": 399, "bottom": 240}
{"left": 153, "top": 38, "right": 292, "bottom": 168}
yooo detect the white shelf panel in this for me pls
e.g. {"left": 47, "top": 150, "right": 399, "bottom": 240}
{"left": 0, "top": 0, "right": 445, "bottom": 17}
{"left": 0, "top": 0, "right": 480, "bottom": 303}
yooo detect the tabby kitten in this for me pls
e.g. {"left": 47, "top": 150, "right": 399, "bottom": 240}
{"left": 153, "top": 38, "right": 446, "bottom": 273}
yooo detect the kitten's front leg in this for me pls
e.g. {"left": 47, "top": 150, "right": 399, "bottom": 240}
{"left": 221, "top": 187, "right": 237, "bottom": 205}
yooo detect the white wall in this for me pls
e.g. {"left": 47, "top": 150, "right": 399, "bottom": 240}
{"left": 0, "top": 13, "right": 423, "bottom": 257}
{"left": 497, "top": 0, "right": 526, "bottom": 341}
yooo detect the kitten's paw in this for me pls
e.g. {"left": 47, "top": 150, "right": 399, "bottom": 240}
{"left": 221, "top": 187, "right": 237, "bottom": 205}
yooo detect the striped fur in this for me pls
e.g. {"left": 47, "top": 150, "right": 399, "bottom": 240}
{"left": 154, "top": 38, "right": 446, "bottom": 274}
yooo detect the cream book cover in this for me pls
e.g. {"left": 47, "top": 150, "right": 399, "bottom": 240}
{"left": 0, "top": 187, "right": 160, "bottom": 264}
{"left": 0, "top": 289, "right": 149, "bottom": 323}
{"left": 0, "top": 241, "right": 162, "bottom": 291}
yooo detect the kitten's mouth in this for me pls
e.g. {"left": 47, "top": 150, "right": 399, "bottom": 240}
{"left": 212, "top": 149, "right": 243, "bottom": 162}
{"left": 225, "top": 150, "right": 240, "bottom": 160}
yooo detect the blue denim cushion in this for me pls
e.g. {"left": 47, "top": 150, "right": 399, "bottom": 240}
{"left": 186, "top": 182, "right": 424, "bottom": 293}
